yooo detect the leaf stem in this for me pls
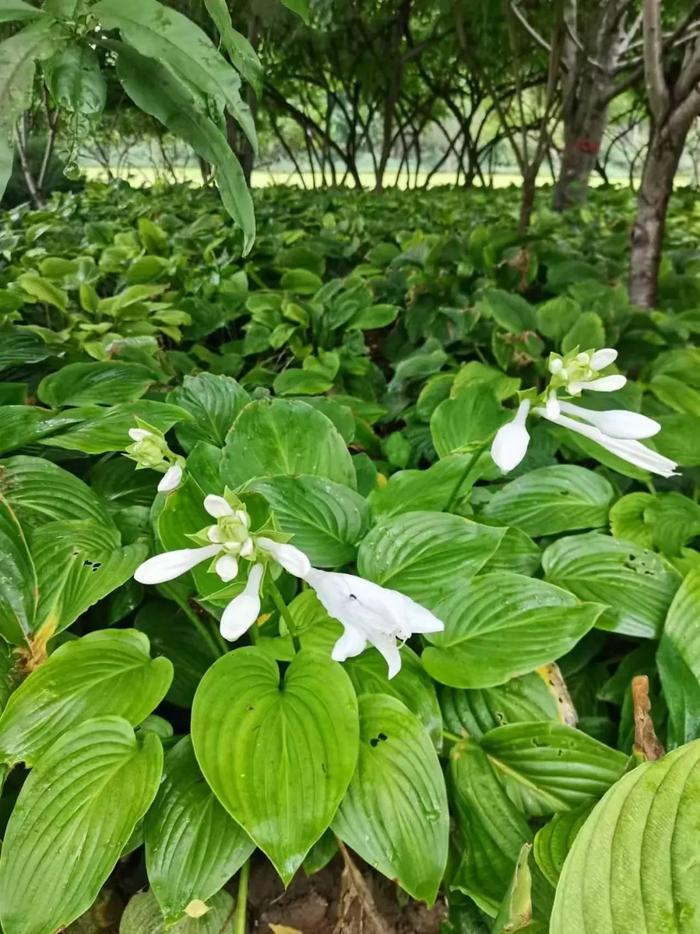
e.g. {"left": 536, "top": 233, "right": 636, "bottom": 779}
{"left": 157, "top": 583, "right": 225, "bottom": 657}
{"left": 266, "top": 575, "right": 301, "bottom": 653}
{"left": 442, "top": 730, "right": 464, "bottom": 745}
{"left": 444, "top": 442, "right": 488, "bottom": 512}
{"left": 234, "top": 859, "right": 250, "bottom": 934}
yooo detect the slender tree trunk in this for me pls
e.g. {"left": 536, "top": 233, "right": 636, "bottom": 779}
{"left": 519, "top": 169, "right": 537, "bottom": 233}
{"left": 553, "top": 96, "right": 609, "bottom": 209}
{"left": 629, "top": 122, "right": 688, "bottom": 308}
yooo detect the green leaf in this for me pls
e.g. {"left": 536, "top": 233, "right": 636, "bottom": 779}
{"left": 222, "top": 397, "right": 356, "bottom": 489}
{"left": 480, "top": 290, "right": 536, "bottom": 332}
{"left": 533, "top": 804, "right": 592, "bottom": 887}
{"left": 44, "top": 44, "right": 106, "bottom": 114}
{"left": 120, "top": 888, "right": 235, "bottom": 933}
{"left": 0, "top": 629, "right": 172, "bottom": 766}
{"left": 273, "top": 367, "right": 334, "bottom": 396}
{"left": 192, "top": 647, "right": 359, "bottom": 883}
{"left": 94, "top": 0, "right": 256, "bottom": 149}
{"left": 550, "top": 740, "right": 700, "bottom": 934}
{"left": 0, "top": 19, "right": 61, "bottom": 198}
{"left": 38, "top": 400, "right": 188, "bottom": 453}
{"left": 542, "top": 532, "right": 681, "bottom": 638}
{"left": 482, "top": 465, "right": 613, "bottom": 537}
{"left": 440, "top": 671, "right": 563, "bottom": 740}
{"left": 38, "top": 361, "right": 153, "bottom": 406}
{"left": 0, "top": 327, "right": 49, "bottom": 372}
{"left": 332, "top": 694, "right": 448, "bottom": 904}
{"left": 0, "top": 717, "right": 163, "bottom": 934}
{"left": 430, "top": 384, "right": 505, "bottom": 458}
{"left": 480, "top": 722, "right": 627, "bottom": 817}
{"left": 561, "top": 311, "right": 605, "bottom": 354}
{"left": 345, "top": 646, "right": 443, "bottom": 750}
{"left": 0, "top": 405, "right": 95, "bottom": 454}
{"left": 246, "top": 475, "right": 369, "bottom": 567}
{"left": 0, "top": 1, "right": 45, "bottom": 22}
{"left": 26, "top": 519, "right": 146, "bottom": 640}
{"left": 17, "top": 272, "right": 68, "bottom": 310}
{"left": 114, "top": 46, "right": 255, "bottom": 253}
{"left": 202, "top": 0, "right": 262, "bottom": 93}
{"left": 0, "top": 497, "right": 36, "bottom": 642}
{"left": 449, "top": 737, "right": 532, "bottom": 916}
{"left": 145, "top": 736, "right": 253, "bottom": 924}
{"left": 0, "top": 455, "right": 115, "bottom": 529}
{"left": 658, "top": 568, "right": 700, "bottom": 747}
{"left": 422, "top": 573, "right": 603, "bottom": 689}
{"left": 168, "top": 372, "right": 249, "bottom": 450}
{"left": 281, "top": 0, "right": 310, "bottom": 22}
{"left": 655, "top": 413, "right": 700, "bottom": 466}
{"left": 368, "top": 455, "right": 473, "bottom": 518}
{"left": 357, "top": 511, "right": 505, "bottom": 611}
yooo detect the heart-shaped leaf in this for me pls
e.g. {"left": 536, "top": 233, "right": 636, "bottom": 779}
{"left": 192, "top": 647, "right": 358, "bottom": 883}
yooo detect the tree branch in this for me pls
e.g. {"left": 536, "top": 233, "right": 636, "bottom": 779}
{"left": 643, "top": 0, "right": 670, "bottom": 121}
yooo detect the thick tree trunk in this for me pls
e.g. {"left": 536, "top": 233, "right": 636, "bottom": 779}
{"left": 553, "top": 98, "right": 609, "bottom": 210}
{"left": 629, "top": 123, "right": 687, "bottom": 308}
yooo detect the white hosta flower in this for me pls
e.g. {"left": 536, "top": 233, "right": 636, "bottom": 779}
{"left": 490, "top": 399, "right": 531, "bottom": 473}
{"left": 535, "top": 406, "right": 678, "bottom": 478}
{"left": 157, "top": 463, "right": 183, "bottom": 493}
{"left": 257, "top": 537, "right": 311, "bottom": 577}
{"left": 557, "top": 401, "right": 660, "bottom": 440}
{"left": 303, "top": 568, "right": 443, "bottom": 678}
{"left": 135, "top": 543, "right": 222, "bottom": 585}
{"left": 567, "top": 374, "right": 627, "bottom": 395}
{"left": 548, "top": 347, "right": 626, "bottom": 396}
{"left": 220, "top": 563, "right": 264, "bottom": 641}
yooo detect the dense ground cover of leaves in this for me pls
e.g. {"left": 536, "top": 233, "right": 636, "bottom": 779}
{"left": 1, "top": 181, "right": 700, "bottom": 932}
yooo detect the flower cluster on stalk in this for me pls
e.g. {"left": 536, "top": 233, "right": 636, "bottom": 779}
{"left": 134, "top": 492, "right": 443, "bottom": 677}
{"left": 126, "top": 420, "right": 185, "bottom": 492}
{"left": 490, "top": 347, "right": 678, "bottom": 478}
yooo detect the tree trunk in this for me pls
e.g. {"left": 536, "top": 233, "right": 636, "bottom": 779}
{"left": 629, "top": 123, "right": 687, "bottom": 308}
{"left": 553, "top": 97, "right": 609, "bottom": 210}
{"left": 518, "top": 170, "right": 537, "bottom": 233}
{"left": 226, "top": 106, "right": 256, "bottom": 186}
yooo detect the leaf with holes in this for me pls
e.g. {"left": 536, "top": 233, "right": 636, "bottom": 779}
{"left": 333, "top": 694, "right": 448, "bottom": 904}
{"left": 543, "top": 532, "right": 681, "bottom": 638}
{"left": 480, "top": 722, "right": 627, "bottom": 817}
{"left": 192, "top": 647, "right": 358, "bottom": 884}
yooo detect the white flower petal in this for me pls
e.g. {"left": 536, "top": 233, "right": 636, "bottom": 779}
{"left": 331, "top": 625, "right": 368, "bottom": 663}
{"left": 239, "top": 537, "right": 254, "bottom": 557}
{"left": 546, "top": 391, "right": 560, "bottom": 419}
{"left": 219, "top": 563, "right": 264, "bottom": 641}
{"left": 157, "top": 463, "right": 182, "bottom": 493}
{"left": 490, "top": 417, "right": 530, "bottom": 473}
{"left": 369, "top": 632, "right": 402, "bottom": 679}
{"left": 215, "top": 554, "right": 238, "bottom": 582}
{"left": 257, "top": 537, "right": 311, "bottom": 577}
{"left": 128, "top": 428, "right": 152, "bottom": 442}
{"left": 590, "top": 348, "right": 618, "bottom": 370}
{"left": 134, "top": 543, "right": 221, "bottom": 585}
{"left": 569, "top": 375, "right": 627, "bottom": 394}
{"left": 203, "top": 494, "right": 234, "bottom": 518}
{"left": 558, "top": 401, "right": 660, "bottom": 440}
{"left": 207, "top": 526, "right": 223, "bottom": 543}
{"left": 536, "top": 407, "right": 678, "bottom": 478}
